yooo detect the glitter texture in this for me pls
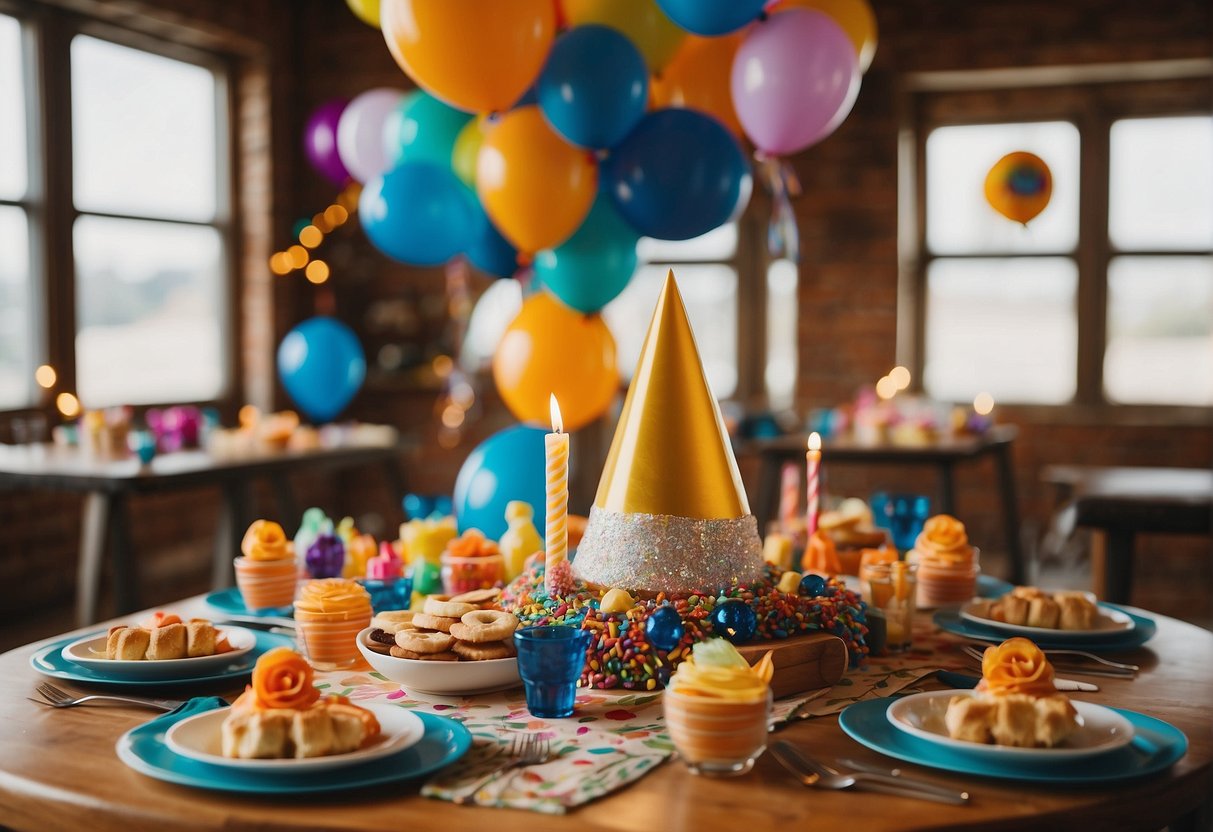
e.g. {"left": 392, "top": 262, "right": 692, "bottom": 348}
{"left": 573, "top": 506, "right": 764, "bottom": 595}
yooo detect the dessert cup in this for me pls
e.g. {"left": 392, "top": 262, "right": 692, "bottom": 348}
{"left": 914, "top": 547, "right": 980, "bottom": 608}
{"left": 233, "top": 557, "right": 298, "bottom": 611}
{"left": 294, "top": 608, "right": 372, "bottom": 670}
{"left": 441, "top": 552, "right": 504, "bottom": 596}
{"left": 663, "top": 687, "right": 772, "bottom": 776}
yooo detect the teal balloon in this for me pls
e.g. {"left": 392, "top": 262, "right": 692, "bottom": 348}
{"left": 277, "top": 317, "right": 366, "bottom": 423}
{"left": 534, "top": 192, "right": 638, "bottom": 313}
{"left": 383, "top": 90, "right": 472, "bottom": 169}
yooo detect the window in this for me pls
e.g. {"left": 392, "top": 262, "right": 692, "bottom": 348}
{"left": 0, "top": 14, "right": 34, "bottom": 409}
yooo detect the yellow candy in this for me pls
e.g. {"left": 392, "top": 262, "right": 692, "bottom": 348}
{"left": 763, "top": 533, "right": 794, "bottom": 571}
{"left": 777, "top": 570, "right": 803, "bottom": 594}
{"left": 599, "top": 587, "right": 636, "bottom": 614}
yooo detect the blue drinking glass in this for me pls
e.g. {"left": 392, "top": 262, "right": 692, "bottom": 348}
{"left": 358, "top": 574, "right": 413, "bottom": 613}
{"left": 514, "top": 625, "right": 592, "bottom": 719}
{"left": 892, "top": 494, "right": 932, "bottom": 551}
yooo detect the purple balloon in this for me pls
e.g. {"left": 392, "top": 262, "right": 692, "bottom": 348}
{"left": 304, "top": 99, "right": 351, "bottom": 186}
{"left": 731, "top": 9, "right": 860, "bottom": 156}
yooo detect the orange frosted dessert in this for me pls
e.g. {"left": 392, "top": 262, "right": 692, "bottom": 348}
{"left": 293, "top": 578, "right": 373, "bottom": 669}
{"left": 907, "top": 514, "right": 979, "bottom": 607}
{"left": 234, "top": 520, "right": 297, "bottom": 610}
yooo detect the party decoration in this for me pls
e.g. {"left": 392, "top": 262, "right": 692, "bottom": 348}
{"left": 984, "top": 151, "right": 1053, "bottom": 225}
{"left": 465, "top": 195, "right": 519, "bottom": 278}
{"left": 451, "top": 117, "right": 488, "bottom": 189}
{"left": 276, "top": 318, "right": 366, "bottom": 423}
{"left": 306, "top": 532, "right": 346, "bottom": 579}
{"left": 650, "top": 34, "right": 744, "bottom": 138}
{"left": 656, "top": 0, "right": 765, "bottom": 35}
{"left": 534, "top": 191, "right": 637, "bottom": 313}
{"left": 780, "top": 0, "right": 877, "bottom": 72}
{"left": 383, "top": 90, "right": 472, "bottom": 170}
{"left": 380, "top": 0, "right": 555, "bottom": 114}
{"left": 537, "top": 25, "right": 648, "bottom": 150}
{"left": 731, "top": 9, "right": 859, "bottom": 156}
{"left": 492, "top": 291, "right": 618, "bottom": 431}
{"left": 645, "top": 605, "right": 684, "bottom": 651}
{"left": 344, "top": 0, "right": 379, "bottom": 27}
{"left": 604, "top": 108, "right": 750, "bottom": 240}
{"left": 499, "top": 500, "right": 543, "bottom": 581}
{"left": 359, "top": 162, "right": 475, "bottom": 266}
{"left": 799, "top": 573, "right": 828, "bottom": 597}
{"left": 337, "top": 88, "right": 407, "bottom": 183}
{"left": 403, "top": 493, "right": 453, "bottom": 520}
{"left": 303, "top": 99, "right": 351, "bottom": 186}
{"left": 560, "top": 0, "right": 685, "bottom": 72}
{"left": 453, "top": 424, "right": 548, "bottom": 541}
{"left": 709, "top": 599, "right": 758, "bottom": 644}
{"left": 476, "top": 106, "right": 598, "bottom": 253}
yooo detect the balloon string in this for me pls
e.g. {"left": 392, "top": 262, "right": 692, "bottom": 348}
{"left": 758, "top": 155, "right": 800, "bottom": 263}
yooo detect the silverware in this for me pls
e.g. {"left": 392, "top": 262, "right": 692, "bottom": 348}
{"left": 961, "top": 645, "right": 1134, "bottom": 679}
{"left": 770, "top": 741, "right": 970, "bottom": 805}
{"left": 32, "top": 681, "right": 183, "bottom": 712}
{"left": 1041, "top": 649, "right": 1139, "bottom": 672}
{"left": 211, "top": 618, "right": 297, "bottom": 637}
{"left": 495, "top": 734, "right": 552, "bottom": 773}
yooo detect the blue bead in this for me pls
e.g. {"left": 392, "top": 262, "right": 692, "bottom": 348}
{"left": 799, "top": 574, "right": 828, "bottom": 597}
{"left": 645, "top": 605, "right": 684, "bottom": 652}
{"left": 709, "top": 600, "right": 758, "bottom": 644}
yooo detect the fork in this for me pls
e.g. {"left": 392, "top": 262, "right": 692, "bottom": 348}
{"left": 32, "top": 682, "right": 183, "bottom": 712}
{"left": 496, "top": 734, "right": 552, "bottom": 773}
{"left": 961, "top": 645, "right": 1135, "bottom": 678}
{"left": 770, "top": 741, "right": 970, "bottom": 805}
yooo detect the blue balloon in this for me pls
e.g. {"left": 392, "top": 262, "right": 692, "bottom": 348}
{"left": 276, "top": 317, "right": 366, "bottom": 423}
{"left": 645, "top": 605, "right": 684, "bottom": 651}
{"left": 537, "top": 25, "right": 648, "bottom": 149}
{"left": 709, "top": 599, "right": 758, "bottom": 644}
{"left": 464, "top": 188, "right": 519, "bottom": 279}
{"left": 534, "top": 191, "right": 637, "bottom": 312}
{"left": 604, "top": 108, "right": 751, "bottom": 241}
{"left": 656, "top": 0, "right": 766, "bottom": 35}
{"left": 454, "top": 424, "right": 548, "bottom": 542}
{"left": 360, "top": 162, "right": 475, "bottom": 266}
{"left": 383, "top": 90, "right": 472, "bottom": 170}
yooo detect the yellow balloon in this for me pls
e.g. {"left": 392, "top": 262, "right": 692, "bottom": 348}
{"left": 560, "top": 0, "right": 685, "bottom": 72}
{"left": 381, "top": 0, "right": 555, "bottom": 113}
{"left": 780, "top": 0, "right": 877, "bottom": 73}
{"left": 984, "top": 151, "right": 1053, "bottom": 225}
{"left": 650, "top": 34, "right": 744, "bottom": 139}
{"left": 451, "top": 116, "right": 487, "bottom": 189}
{"left": 345, "top": 0, "right": 380, "bottom": 27}
{"left": 493, "top": 291, "right": 619, "bottom": 432}
{"left": 476, "top": 106, "right": 598, "bottom": 253}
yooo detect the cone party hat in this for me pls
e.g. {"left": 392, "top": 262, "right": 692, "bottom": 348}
{"left": 573, "top": 271, "right": 764, "bottom": 594}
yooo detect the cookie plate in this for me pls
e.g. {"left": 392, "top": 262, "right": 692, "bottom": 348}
{"left": 356, "top": 627, "right": 521, "bottom": 695}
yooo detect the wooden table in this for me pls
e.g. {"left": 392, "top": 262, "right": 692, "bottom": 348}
{"left": 1042, "top": 465, "right": 1213, "bottom": 604}
{"left": 0, "top": 438, "right": 408, "bottom": 626}
{"left": 748, "top": 426, "right": 1024, "bottom": 583}
{"left": 1, "top": 595, "right": 1209, "bottom": 832}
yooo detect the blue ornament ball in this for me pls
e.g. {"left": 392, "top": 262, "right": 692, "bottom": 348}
{"left": 645, "top": 605, "right": 684, "bottom": 652}
{"left": 710, "top": 599, "right": 758, "bottom": 644}
{"left": 799, "top": 573, "right": 828, "bottom": 597}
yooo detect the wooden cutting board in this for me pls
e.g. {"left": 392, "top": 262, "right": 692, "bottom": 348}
{"left": 736, "top": 632, "right": 847, "bottom": 698}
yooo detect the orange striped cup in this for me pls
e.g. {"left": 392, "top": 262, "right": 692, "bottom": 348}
{"left": 233, "top": 557, "right": 297, "bottom": 611}
{"left": 294, "top": 608, "right": 372, "bottom": 670}
{"left": 663, "top": 687, "right": 771, "bottom": 776}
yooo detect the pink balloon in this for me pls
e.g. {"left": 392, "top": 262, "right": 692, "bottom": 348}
{"left": 731, "top": 8, "right": 860, "bottom": 156}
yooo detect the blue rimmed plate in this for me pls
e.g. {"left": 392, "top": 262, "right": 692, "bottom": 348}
{"left": 933, "top": 603, "right": 1156, "bottom": 651}
{"left": 977, "top": 574, "right": 1014, "bottom": 599}
{"left": 205, "top": 587, "right": 294, "bottom": 620}
{"left": 30, "top": 629, "right": 293, "bottom": 688}
{"left": 117, "top": 700, "right": 471, "bottom": 793}
{"left": 839, "top": 697, "right": 1186, "bottom": 784}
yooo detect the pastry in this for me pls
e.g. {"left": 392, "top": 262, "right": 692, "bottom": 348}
{"left": 146, "top": 623, "right": 187, "bottom": 660}
{"left": 186, "top": 620, "right": 217, "bottom": 657}
{"left": 943, "top": 695, "right": 995, "bottom": 744}
{"left": 986, "top": 587, "right": 1100, "bottom": 631}
{"left": 1026, "top": 597, "right": 1060, "bottom": 629}
{"left": 108, "top": 627, "right": 150, "bottom": 660}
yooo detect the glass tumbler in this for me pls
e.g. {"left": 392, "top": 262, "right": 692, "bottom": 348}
{"left": 513, "top": 625, "right": 591, "bottom": 719}
{"left": 863, "top": 561, "right": 918, "bottom": 651}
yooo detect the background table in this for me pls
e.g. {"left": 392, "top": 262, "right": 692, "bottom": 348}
{"left": 0, "top": 438, "right": 408, "bottom": 625}
{"left": 748, "top": 426, "right": 1024, "bottom": 583}
{"left": 0, "top": 594, "right": 1208, "bottom": 832}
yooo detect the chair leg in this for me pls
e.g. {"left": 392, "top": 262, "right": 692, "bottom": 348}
{"left": 1104, "top": 530, "right": 1135, "bottom": 605}
{"left": 995, "top": 444, "right": 1025, "bottom": 585}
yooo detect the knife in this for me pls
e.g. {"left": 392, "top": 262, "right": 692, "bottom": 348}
{"left": 936, "top": 670, "right": 1098, "bottom": 693}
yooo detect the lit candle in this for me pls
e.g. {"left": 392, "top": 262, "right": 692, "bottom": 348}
{"left": 544, "top": 393, "right": 569, "bottom": 595}
{"left": 778, "top": 461, "right": 800, "bottom": 533}
{"left": 805, "top": 432, "right": 822, "bottom": 538}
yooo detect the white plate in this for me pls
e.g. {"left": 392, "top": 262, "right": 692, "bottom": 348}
{"left": 356, "top": 627, "right": 521, "bottom": 696}
{"left": 960, "top": 598, "right": 1134, "bottom": 639}
{"left": 61, "top": 627, "right": 257, "bottom": 680}
{"left": 165, "top": 702, "right": 424, "bottom": 772}
{"left": 887, "top": 690, "right": 1135, "bottom": 762}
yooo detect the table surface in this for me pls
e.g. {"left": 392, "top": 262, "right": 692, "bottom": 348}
{"left": 1, "top": 595, "right": 1209, "bottom": 832}
{"left": 745, "top": 425, "right": 1017, "bottom": 462}
{"left": 1042, "top": 464, "right": 1213, "bottom": 534}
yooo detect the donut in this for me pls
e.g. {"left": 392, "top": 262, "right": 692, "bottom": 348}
{"left": 411, "top": 612, "right": 458, "bottom": 633}
{"left": 423, "top": 598, "right": 477, "bottom": 618}
{"left": 390, "top": 646, "right": 458, "bottom": 661}
{"left": 451, "top": 640, "right": 514, "bottom": 661}
{"left": 449, "top": 609, "right": 518, "bottom": 643}
{"left": 394, "top": 630, "right": 454, "bottom": 653}
{"left": 449, "top": 588, "right": 502, "bottom": 606}
{"left": 371, "top": 610, "right": 417, "bottom": 634}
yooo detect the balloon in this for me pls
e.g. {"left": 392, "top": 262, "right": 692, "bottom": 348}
{"left": 465, "top": 192, "right": 519, "bottom": 278}
{"left": 534, "top": 192, "right": 637, "bottom": 313}
{"left": 381, "top": 0, "right": 555, "bottom": 114}
{"left": 778, "top": 0, "right": 877, "bottom": 72}
{"left": 360, "top": 162, "right": 475, "bottom": 266}
{"left": 650, "top": 35, "right": 744, "bottom": 138}
{"left": 383, "top": 90, "right": 472, "bottom": 170}
{"left": 277, "top": 317, "right": 366, "bottom": 423}
{"left": 492, "top": 291, "right": 618, "bottom": 431}
{"left": 984, "top": 151, "right": 1052, "bottom": 225}
{"left": 560, "top": 0, "right": 684, "bottom": 72}
{"left": 454, "top": 424, "right": 549, "bottom": 541}
{"left": 731, "top": 9, "right": 860, "bottom": 155}
{"left": 303, "top": 99, "right": 351, "bottom": 186}
{"left": 537, "top": 25, "right": 648, "bottom": 150}
{"left": 476, "top": 106, "right": 598, "bottom": 253}
{"left": 656, "top": 0, "right": 765, "bottom": 35}
{"left": 604, "top": 108, "right": 751, "bottom": 241}
{"left": 344, "top": 0, "right": 379, "bottom": 26}
{"left": 337, "top": 88, "right": 406, "bottom": 183}
{"left": 451, "top": 116, "right": 488, "bottom": 189}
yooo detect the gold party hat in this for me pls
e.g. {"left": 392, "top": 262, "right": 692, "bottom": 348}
{"left": 574, "top": 271, "right": 764, "bottom": 594}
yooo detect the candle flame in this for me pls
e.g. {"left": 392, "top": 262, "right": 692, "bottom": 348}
{"left": 807, "top": 432, "right": 821, "bottom": 452}
{"left": 550, "top": 393, "right": 563, "bottom": 433}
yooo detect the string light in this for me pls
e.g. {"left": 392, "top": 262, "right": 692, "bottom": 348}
{"left": 56, "top": 392, "right": 81, "bottom": 418}
{"left": 888, "top": 365, "right": 911, "bottom": 390}
{"left": 875, "top": 375, "right": 898, "bottom": 400}
{"left": 287, "top": 245, "right": 309, "bottom": 269}
{"left": 269, "top": 252, "right": 292, "bottom": 275}
{"left": 432, "top": 355, "right": 453, "bottom": 378}
{"left": 298, "top": 225, "right": 323, "bottom": 248}
{"left": 34, "top": 364, "right": 57, "bottom": 388}
{"left": 312, "top": 212, "right": 332, "bottom": 233}
{"left": 305, "top": 260, "right": 330, "bottom": 284}
{"left": 973, "top": 392, "right": 995, "bottom": 415}
{"left": 324, "top": 204, "right": 349, "bottom": 226}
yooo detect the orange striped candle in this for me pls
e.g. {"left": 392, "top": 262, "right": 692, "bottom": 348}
{"left": 545, "top": 394, "right": 569, "bottom": 595}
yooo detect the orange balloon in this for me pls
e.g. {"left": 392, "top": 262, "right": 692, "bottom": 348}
{"left": 984, "top": 151, "right": 1052, "bottom": 225}
{"left": 650, "top": 34, "right": 744, "bottom": 139}
{"left": 477, "top": 106, "right": 598, "bottom": 253}
{"left": 777, "top": 0, "right": 877, "bottom": 73}
{"left": 493, "top": 291, "right": 618, "bottom": 431}
{"left": 380, "top": 0, "right": 555, "bottom": 114}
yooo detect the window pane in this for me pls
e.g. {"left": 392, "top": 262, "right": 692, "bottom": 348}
{"left": 0, "top": 14, "right": 27, "bottom": 200}
{"left": 1109, "top": 116, "right": 1213, "bottom": 251}
{"left": 636, "top": 223, "right": 737, "bottom": 262}
{"left": 925, "top": 257, "right": 1077, "bottom": 404}
{"left": 926, "top": 122, "right": 1079, "bottom": 255}
{"left": 766, "top": 259, "right": 798, "bottom": 410}
{"left": 72, "top": 35, "right": 217, "bottom": 221}
{"left": 1105, "top": 256, "right": 1213, "bottom": 405}
{"left": 0, "top": 206, "right": 32, "bottom": 408}
{"left": 75, "top": 216, "right": 224, "bottom": 406}
{"left": 605, "top": 264, "right": 738, "bottom": 399}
